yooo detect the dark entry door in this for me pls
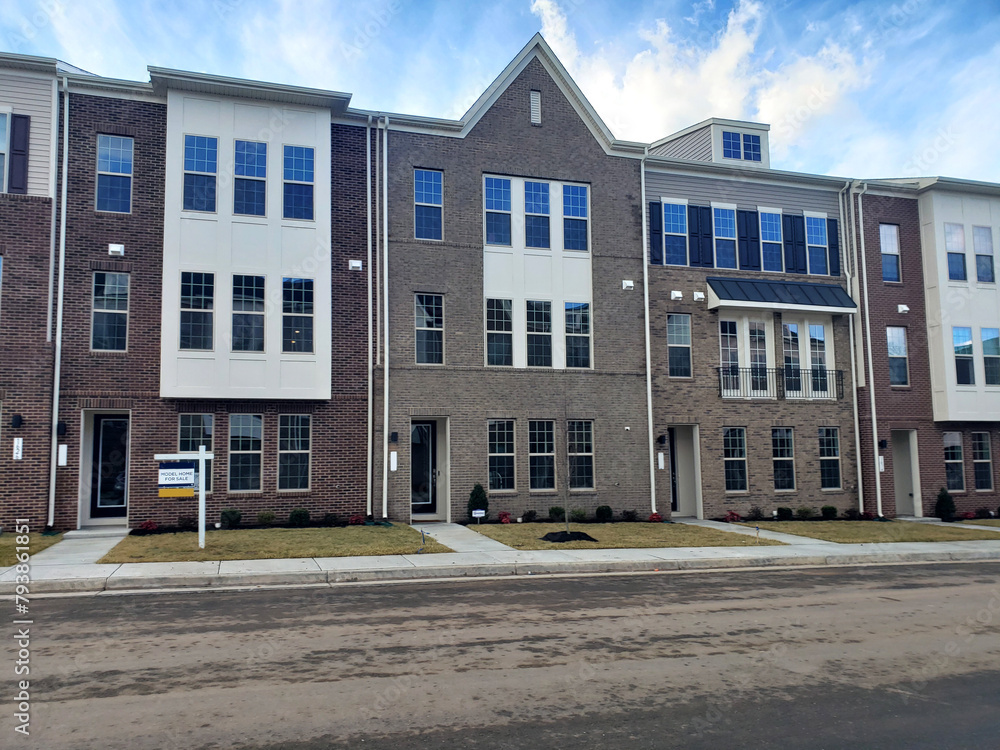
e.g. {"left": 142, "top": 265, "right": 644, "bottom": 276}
{"left": 411, "top": 421, "right": 437, "bottom": 514}
{"left": 91, "top": 415, "right": 129, "bottom": 518}
{"left": 668, "top": 428, "right": 678, "bottom": 513}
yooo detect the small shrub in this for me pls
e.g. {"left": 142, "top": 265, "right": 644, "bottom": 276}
{"left": 570, "top": 508, "right": 588, "bottom": 523}
{"left": 595, "top": 505, "right": 614, "bottom": 522}
{"left": 549, "top": 506, "right": 566, "bottom": 522}
{"left": 220, "top": 508, "right": 242, "bottom": 529}
{"left": 621, "top": 509, "right": 638, "bottom": 522}
{"left": 974, "top": 507, "right": 992, "bottom": 519}
{"left": 322, "top": 513, "right": 340, "bottom": 526}
{"left": 468, "top": 483, "right": 489, "bottom": 520}
{"left": 257, "top": 510, "right": 276, "bottom": 526}
{"left": 776, "top": 507, "right": 793, "bottom": 521}
{"left": 177, "top": 515, "right": 197, "bottom": 531}
{"left": 348, "top": 513, "right": 366, "bottom": 525}
{"left": 648, "top": 512, "right": 664, "bottom": 523}
{"left": 795, "top": 506, "right": 815, "bottom": 520}
{"left": 860, "top": 511, "right": 876, "bottom": 521}
{"left": 820, "top": 505, "right": 837, "bottom": 520}
{"left": 934, "top": 487, "right": 956, "bottom": 522}
{"left": 522, "top": 509, "right": 538, "bottom": 523}
{"left": 138, "top": 520, "right": 158, "bottom": 532}
{"left": 746, "top": 505, "right": 765, "bottom": 521}
{"left": 498, "top": 511, "right": 512, "bottom": 524}
{"left": 843, "top": 508, "right": 861, "bottom": 521}
{"left": 962, "top": 510, "right": 975, "bottom": 520}
{"left": 289, "top": 508, "right": 310, "bottom": 527}
{"left": 724, "top": 510, "right": 742, "bottom": 523}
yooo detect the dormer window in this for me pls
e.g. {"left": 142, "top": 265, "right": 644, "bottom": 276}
{"left": 722, "top": 131, "right": 762, "bottom": 162}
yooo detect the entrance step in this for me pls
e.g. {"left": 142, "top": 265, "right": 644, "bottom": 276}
{"left": 64, "top": 527, "right": 130, "bottom": 539}
{"left": 411, "top": 522, "right": 515, "bottom": 552}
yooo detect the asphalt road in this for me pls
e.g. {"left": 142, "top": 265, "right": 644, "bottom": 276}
{"left": 5, "top": 562, "right": 1000, "bottom": 749}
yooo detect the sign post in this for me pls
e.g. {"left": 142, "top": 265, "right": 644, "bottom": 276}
{"left": 155, "top": 446, "right": 214, "bottom": 549}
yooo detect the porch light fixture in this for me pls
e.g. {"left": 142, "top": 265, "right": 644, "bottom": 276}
{"left": 897, "top": 304, "right": 909, "bottom": 313}
{"left": 693, "top": 291, "right": 705, "bottom": 302}
{"left": 671, "top": 290, "right": 683, "bottom": 301}
{"left": 11, "top": 414, "right": 23, "bottom": 428}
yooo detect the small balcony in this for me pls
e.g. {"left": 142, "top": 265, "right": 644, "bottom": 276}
{"left": 716, "top": 367, "right": 845, "bottom": 400}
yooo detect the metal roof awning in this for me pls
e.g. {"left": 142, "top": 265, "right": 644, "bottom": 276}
{"left": 705, "top": 277, "right": 857, "bottom": 314}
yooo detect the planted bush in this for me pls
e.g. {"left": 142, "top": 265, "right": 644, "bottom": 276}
{"left": 746, "top": 505, "right": 765, "bottom": 521}
{"left": 821, "top": 505, "right": 837, "bottom": 520}
{"left": 220, "top": 508, "right": 242, "bottom": 529}
{"left": 795, "top": 506, "right": 815, "bottom": 520}
{"left": 289, "top": 508, "right": 310, "bottom": 527}
{"left": 648, "top": 512, "right": 664, "bottom": 523}
{"left": 935, "top": 487, "right": 956, "bottom": 522}
{"left": 570, "top": 508, "right": 588, "bottom": 523}
{"left": 522, "top": 509, "right": 538, "bottom": 523}
{"left": 498, "top": 511, "right": 512, "bottom": 524}
{"left": 621, "top": 509, "right": 638, "bottom": 522}
{"left": 549, "top": 506, "right": 566, "bottom": 522}
{"left": 595, "top": 505, "right": 613, "bottom": 522}
{"left": 322, "top": 513, "right": 340, "bottom": 526}
{"left": 468, "top": 483, "right": 489, "bottom": 521}
{"left": 257, "top": 510, "right": 276, "bottom": 526}
{"left": 843, "top": 508, "right": 861, "bottom": 521}
{"left": 348, "top": 513, "right": 366, "bottom": 525}
{"left": 776, "top": 507, "right": 793, "bottom": 521}
{"left": 177, "top": 515, "right": 197, "bottom": 531}
{"left": 974, "top": 507, "right": 992, "bottom": 519}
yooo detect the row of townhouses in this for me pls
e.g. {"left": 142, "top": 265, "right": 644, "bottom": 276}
{"left": 1, "top": 36, "right": 999, "bottom": 531}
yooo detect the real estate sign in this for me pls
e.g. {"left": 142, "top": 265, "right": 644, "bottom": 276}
{"left": 158, "top": 461, "right": 196, "bottom": 497}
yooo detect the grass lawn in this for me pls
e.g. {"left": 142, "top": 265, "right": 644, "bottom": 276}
{"left": 470, "top": 522, "right": 784, "bottom": 550}
{"left": 99, "top": 526, "right": 452, "bottom": 563}
{"left": 0, "top": 534, "right": 63, "bottom": 568}
{"left": 966, "top": 519, "right": 1000, "bottom": 528}
{"left": 734, "top": 520, "right": 1000, "bottom": 544}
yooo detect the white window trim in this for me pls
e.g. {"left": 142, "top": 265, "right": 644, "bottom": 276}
{"left": 524, "top": 180, "right": 551, "bottom": 249}
{"left": 233, "top": 139, "right": 267, "bottom": 218}
{"left": 415, "top": 293, "right": 445, "bottom": 365}
{"left": 488, "top": 419, "right": 517, "bottom": 493}
{"left": 95, "top": 134, "right": 134, "bottom": 215}
{"left": 278, "top": 414, "right": 312, "bottom": 492}
{"left": 982, "top": 327, "right": 1000, "bottom": 387}
{"left": 179, "top": 270, "right": 215, "bottom": 352}
{"left": 526, "top": 299, "right": 554, "bottom": 368}
{"left": 565, "top": 301, "right": 592, "bottom": 370}
{"left": 182, "top": 133, "right": 218, "bottom": 215}
{"left": 484, "top": 297, "right": 513, "bottom": 367}
{"left": 781, "top": 316, "right": 836, "bottom": 398}
{"left": 723, "top": 426, "right": 748, "bottom": 492}
{"left": 178, "top": 414, "right": 214, "bottom": 494}
{"left": 281, "top": 277, "right": 314, "bottom": 354}
{"left": 972, "top": 431, "right": 993, "bottom": 491}
{"left": 953, "top": 325, "right": 976, "bottom": 388}
{"left": 567, "top": 419, "right": 596, "bottom": 491}
{"left": 719, "top": 315, "right": 776, "bottom": 398}
{"left": 666, "top": 313, "right": 692, "bottom": 378}
{"left": 887, "top": 326, "right": 909, "bottom": 387}
{"left": 973, "top": 225, "right": 995, "bottom": 284}
{"left": 711, "top": 202, "right": 738, "bottom": 270}
{"left": 228, "top": 414, "right": 263, "bottom": 493}
{"left": 660, "top": 196, "right": 689, "bottom": 266}
{"left": 819, "top": 427, "right": 842, "bottom": 490}
{"left": 772, "top": 427, "right": 796, "bottom": 492}
{"left": 0, "top": 106, "right": 13, "bottom": 194}
{"left": 943, "top": 431, "right": 965, "bottom": 492}
{"left": 414, "top": 168, "right": 443, "bottom": 241}
{"left": 282, "top": 143, "right": 315, "bottom": 223}
{"left": 528, "top": 419, "right": 556, "bottom": 492}
{"left": 90, "top": 271, "right": 129, "bottom": 352}
{"left": 758, "top": 207, "right": 784, "bottom": 273}
{"left": 483, "top": 175, "right": 513, "bottom": 248}
{"left": 721, "top": 131, "right": 743, "bottom": 160}
{"left": 879, "top": 223, "right": 901, "bottom": 282}
{"left": 231, "top": 274, "right": 267, "bottom": 354}
{"left": 804, "top": 211, "right": 829, "bottom": 276}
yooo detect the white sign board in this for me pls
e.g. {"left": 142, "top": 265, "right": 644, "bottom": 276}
{"left": 13, "top": 437, "right": 23, "bottom": 460}
{"left": 390, "top": 451, "right": 398, "bottom": 472}
{"left": 58, "top": 444, "right": 68, "bottom": 466}
{"left": 159, "top": 463, "right": 196, "bottom": 487}
{"left": 472, "top": 509, "right": 486, "bottom": 518}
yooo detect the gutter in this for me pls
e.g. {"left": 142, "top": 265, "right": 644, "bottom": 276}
{"left": 381, "top": 115, "right": 390, "bottom": 520}
{"left": 366, "top": 115, "right": 373, "bottom": 517}
{"left": 841, "top": 180, "right": 864, "bottom": 511}
{"left": 640, "top": 147, "right": 657, "bottom": 515}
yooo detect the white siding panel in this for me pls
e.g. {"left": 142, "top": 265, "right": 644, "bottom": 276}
{"left": 0, "top": 73, "right": 54, "bottom": 196}
{"left": 651, "top": 126, "right": 712, "bottom": 161}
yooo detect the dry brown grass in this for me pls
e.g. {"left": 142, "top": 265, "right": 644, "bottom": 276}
{"left": 735, "top": 520, "right": 1000, "bottom": 543}
{"left": 0, "top": 533, "right": 63, "bottom": 568}
{"left": 965, "top": 519, "right": 1000, "bottom": 528}
{"left": 471, "top": 522, "right": 783, "bottom": 550}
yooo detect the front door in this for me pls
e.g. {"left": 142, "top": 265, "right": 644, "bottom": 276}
{"left": 411, "top": 421, "right": 437, "bottom": 515}
{"left": 668, "top": 428, "right": 679, "bottom": 513}
{"left": 90, "top": 415, "right": 129, "bottom": 518}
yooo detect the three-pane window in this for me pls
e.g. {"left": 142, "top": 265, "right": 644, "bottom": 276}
{"left": 91, "top": 272, "right": 129, "bottom": 351}
{"left": 229, "top": 414, "right": 262, "bottom": 491}
{"left": 880, "top": 224, "right": 900, "bottom": 282}
{"left": 232, "top": 275, "right": 265, "bottom": 352}
{"left": 667, "top": 314, "right": 691, "bottom": 377}
{"left": 179, "top": 414, "right": 213, "bottom": 491}
{"left": 183, "top": 135, "right": 217, "bottom": 212}
{"left": 529, "top": 420, "right": 555, "bottom": 490}
{"left": 526, "top": 300, "right": 552, "bottom": 367}
{"left": 283, "top": 145, "right": 314, "bottom": 220}
{"left": 414, "top": 169, "right": 443, "bottom": 240}
{"left": 723, "top": 427, "right": 747, "bottom": 491}
{"left": 415, "top": 294, "right": 443, "bottom": 364}
{"left": 488, "top": 419, "right": 515, "bottom": 490}
{"left": 180, "top": 272, "right": 214, "bottom": 350}
{"left": 486, "top": 298, "right": 513, "bottom": 366}
{"left": 772, "top": 428, "right": 795, "bottom": 491}
{"left": 565, "top": 302, "right": 590, "bottom": 368}
{"left": 568, "top": 420, "right": 594, "bottom": 489}
{"left": 278, "top": 415, "right": 311, "bottom": 491}
{"left": 887, "top": 327, "right": 909, "bottom": 386}
{"left": 943, "top": 432, "right": 964, "bottom": 491}
{"left": 283, "top": 278, "right": 314, "bottom": 353}
{"left": 819, "top": 428, "right": 841, "bottom": 489}
{"left": 234, "top": 140, "right": 267, "bottom": 216}
{"left": 96, "top": 135, "right": 133, "bottom": 213}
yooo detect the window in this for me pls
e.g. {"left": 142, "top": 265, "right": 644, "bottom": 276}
{"left": 234, "top": 140, "right": 266, "bottom": 216}
{"left": 529, "top": 420, "right": 555, "bottom": 490}
{"left": 488, "top": 419, "right": 515, "bottom": 491}
{"left": 943, "top": 432, "right": 964, "bottom": 491}
{"left": 954, "top": 326, "right": 974, "bottom": 385}
{"left": 723, "top": 427, "right": 747, "bottom": 491}
{"left": 278, "top": 415, "right": 311, "bottom": 490}
{"left": 713, "top": 207, "right": 737, "bottom": 269}
{"left": 760, "top": 211, "right": 783, "bottom": 272}
{"left": 805, "top": 216, "right": 828, "bottom": 275}
{"left": 485, "top": 298, "right": 512, "bottom": 366}
{"left": 782, "top": 323, "right": 802, "bottom": 392}
{"left": 568, "top": 420, "right": 594, "bottom": 489}
{"left": 749, "top": 321, "right": 768, "bottom": 392}
{"left": 96, "top": 135, "right": 133, "bottom": 213}
{"left": 983, "top": 328, "right": 1000, "bottom": 386}
{"left": 719, "top": 320, "right": 739, "bottom": 391}
{"left": 810, "top": 324, "right": 828, "bottom": 394}
{"left": 742, "top": 134, "right": 761, "bottom": 162}
{"left": 526, "top": 300, "right": 552, "bottom": 367}
{"left": 887, "top": 327, "right": 909, "bottom": 386}
{"left": 946, "top": 223, "right": 966, "bottom": 281}
{"left": 179, "top": 414, "right": 213, "bottom": 491}
{"left": 972, "top": 432, "right": 992, "bottom": 491}
{"left": 282, "top": 278, "right": 313, "bottom": 353}
{"left": 722, "top": 131, "right": 741, "bottom": 159}
{"left": 283, "top": 145, "right": 314, "bottom": 220}
{"left": 663, "top": 202, "right": 688, "bottom": 265}
{"left": 414, "top": 169, "right": 443, "bottom": 240}
{"left": 183, "top": 135, "right": 217, "bottom": 212}
{"left": 772, "top": 428, "right": 795, "bottom": 491}
{"left": 974, "top": 226, "right": 994, "bottom": 283}
{"left": 485, "top": 177, "right": 511, "bottom": 245}
{"left": 565, "top": 302, "right": 590, "bottom": 368}
{"left": 415, "top": 294, "right": 443, "bottom": 364}
{"left": 180, "top": 272, "right": 214, "bottom": 350}
{"left": 232, "top": 275, "right": 265, "bottom": 352}
{"left": 229, "top": 414, "right": 262, "bottom": 491}
{"left": 563, "top": 185, "right": 588, "bottom": 251}
{"left": 91, "top": 272, "right": 129, "bottom": 351}
{"left": 818, "top": 428, "right": 841, "bottom": 489}
{"left": 880, "top": 224, "right": 900, "bottom": 282}
{"left": 667, "top": 314, "right": 691, "bottom": 377}
{"left": 525, "top": 181, "right": 550, "bottom": 248}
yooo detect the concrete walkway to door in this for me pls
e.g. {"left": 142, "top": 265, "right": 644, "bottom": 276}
{"left": 410, "top": 522, "right": 515, "bottom": 552}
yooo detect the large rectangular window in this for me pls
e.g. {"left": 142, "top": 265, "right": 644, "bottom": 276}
{"left": 818, "top": 427, "right": 841, "bottom": 489}
{"left": 229, "top": 414, "right": 262, "bottom": 491}
{"left": 234, "top": 140, "right": 267, "bottom": 216}
{"left": 760, "top": 211, "right": 783, "bottom": 272}
{"left": 667, "top": 314, "right": 691, "bottom": 377}
{"left": 282, "top": 278, "right": 314, "bottom": 353}
{"left": 278, "top": 415, "right": 311, "bottom": 491}
{"left": 91, "top": 272, "right": 129, "bottom": 351}
{"left": 983, "top": 328, "right": 1000, "bottom": 386}
{"left": 663, "top": 202, "right": 688, "bottom": 265}
{"left": 415, "top": 294, "right": 443, "bottom": 364}
{"left": 283, "top": 145, "right": 314, "bottom": 220}
{"left": 232, "top": 275, "right": 265, "bottom": 352}
{"left": 96, "top": 134, "right": 133, "bottom": 213}
{"left": 525, "top": 181, "right": 550, "bottom": 249}
{"left": 974, "top": 226, "right": 994, "bottom": 283}
{"left": 722, "top": 131, "right": 741, "bottom": 159}
{"left": 568, "top": 420, "right": 594, "bottom": 489}
{"left": 772, "top": 428, "right": 795, "bottom": 491}
{"left": 179, "top": 414, "right": 213, "bottom": 491}
{"left": 180, "top": 272, "right": 214, "bottom": 350}
{"left": 782, "top": 323, "right": 802, "bottom": 393}
{"left": 713, "top": 207, "right": 737, "bottom": 269}
{"left": 810, "top": 324, "right": 829, "bottom": 394}
{"left": 485, "top": 298, "right": 512, "bottom": 366}
{"left": 414, "top": 169, "right": 443, "bottom": 240}
{"left": 485, "top": 177, "right": 512, "bottom": 245}
{"left": 526, "top": 300, "right": 552, "bottom": 367}
{"left": 724, "top": 427, "right": 747, "bottom": 491}
{"left": 742, "top": 133, "right": 761, "bottom": 162}
{"left": 806, "top": 216, "right": 828, "bottom": 275}
{"left": 719, "top": 320, "right": 740, "bottom": 392}
{"left": 944, "top": 432, "right": 964, "bottom": 491}
{"left": 972, "top": 432, "right": 992, "bottom": 491}
{"left": 954, "top": 326, "right": 975, "bottom": 385}
{"left": 529, "top": 420, "right": 555, "bottom": 490}
{"left": 488, "top": 419, "right": 515, "bottom": 491}
{"left": 946, "top": 223, "right": 967, "bottom": 281}
{"left": 183, "top": 135, "right": 217, "bottom": 212}
{"left": 563, "top": 184, "right": 588, "bottom": 251}
{"left": 565, "top": 302, "right": 590, "bottom": 368}
{"left": 887, "top": 326, "right": 909, "bottom": 386}
{"left": 880, "top": 224, "right": 900, "bottom": 282}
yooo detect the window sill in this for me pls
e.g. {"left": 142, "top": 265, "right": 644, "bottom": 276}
{"left": 277, "top": 489, "right": 311, "bottom": 495}
{"left": 90, "top": 350, "right": 128, "bottom": 356}
{"left": 725, "top": 490, "right": 748, "bottom": 495}
{"left": 889, "top": 385, "right": 911, "bottom": 390}
{"left": 820, "top": 487, "right": 843, "bottom": 492}
{"left": 226, "top": 491, "right": 264, "bottom": 496}
{"left": 975, "top": 488, "right": 995, "bottom": 493}
{"left": 569, "top": 488, "right": 597, "bottom": 493}
{"left": 488, "top": 489, "right": 518, "bottom": 495}
{"left": 882, "top": 280, "right": 903, "bottom": 285}
{"left": 95, "top": 209, "right": 132, "bottom": 217}
{"left": 774, "top": 489, "right": 798, "bottom": 494}
{"left": 529, "top": 489, "right": 559, "bottom": 494}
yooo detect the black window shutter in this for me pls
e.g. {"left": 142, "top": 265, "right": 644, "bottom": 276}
{"left": 737, "top": 210, "right": 760, "bottom": 271}
{"left": 783, "top": 215, "right": 807, "bottom": 274}
{"left": 782, "top": 215, "right": 796, "bottom": 273}
{"left": 688, "top": 205, "right": 713, "bottom": 268}
{"left": 827, "top": 218, "right": 840, "bottom": 277}
{"left": 687, "top": 204, "right": 701, "bottom": 266}
{"left": 7, "top": 114, "right": 30, "bottom": 195}
{"left": 649, "top": 201, "right": 662, "bottom": 265}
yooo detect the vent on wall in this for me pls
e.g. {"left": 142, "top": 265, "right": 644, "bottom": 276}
{"left": 530, "top": 90, "right": 541, "bottom": 125}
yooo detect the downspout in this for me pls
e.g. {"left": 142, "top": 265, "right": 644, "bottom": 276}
{"left": 841, "top": 180, "right": 864, "bottom": 512}
{"left": 46, "top": 77, "right": 59, "bottom": 341}
{"left": 366, "top": 115, "right": 373, "bottom": 517}
{"left": 47, "top": 76, "right": 69, "bottom": 529}
{"left": 374, "top": 117, "right": 381, "bottom": 366}
{"left": 856, "top": 181, "right": 883, "bottom": 516}
{"left": 381, "top": 116, "right": 390, "bottom": 519}
{"left": 640, "top": 147, "right": 657, "bottom": 515}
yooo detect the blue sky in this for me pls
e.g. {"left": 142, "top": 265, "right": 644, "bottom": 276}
{"left": 2, "top": 0, "right": 999, "bottom": 180}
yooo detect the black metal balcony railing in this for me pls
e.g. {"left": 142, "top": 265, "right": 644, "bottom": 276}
{"left": 715, "top": 367, "right": 845, "bottom": 400}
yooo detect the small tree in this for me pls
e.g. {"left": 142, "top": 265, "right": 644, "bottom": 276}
{"left": 468, "top": 483, "right": 489, "bottom": 520}
{"left": 935, "top": 488, "right": 956, "bottom": 522}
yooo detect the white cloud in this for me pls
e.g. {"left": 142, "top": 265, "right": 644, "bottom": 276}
{"left": 46, "top": 1, "right": 145, "bottom": 77}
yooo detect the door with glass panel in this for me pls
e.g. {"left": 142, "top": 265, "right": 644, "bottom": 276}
{"left": 90, "top": 415, "right": 129, "bottom": 518}
{"left": 411, "top": 421, "right": 437, "bottom": 514}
